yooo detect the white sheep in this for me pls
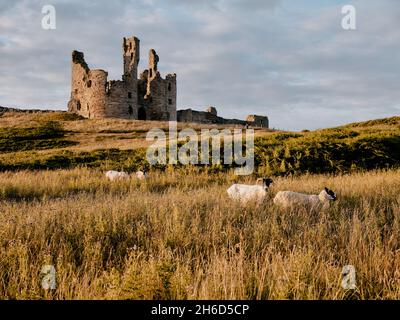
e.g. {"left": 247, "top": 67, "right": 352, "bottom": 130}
{"left": 273, "top": 187, "right": 337, "bottom": 209}
{"left": 135, "top": 170, "right": 147, "bottom": 180}
{"left": 227, "top": 177, "right": 273, "bottom": 204}
{"left": 105, "top": 170, "right": 148, "bottom": 181}
{"left": 105, "top": 170, "right": 130, "bottom": 181}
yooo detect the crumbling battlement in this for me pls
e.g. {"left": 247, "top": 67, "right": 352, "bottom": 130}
{"left": 246, "top": 115, "right": 269, "bottom": 128}
{"left": 177, "top": 107, "right": 269, "bottom": 128}
{"left": 68, "top": 36, "right": 176, "bottom": 121}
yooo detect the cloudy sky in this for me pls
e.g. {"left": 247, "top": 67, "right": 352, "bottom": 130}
{"left": 0, "top": 0, "right": 399, "bottom": 130}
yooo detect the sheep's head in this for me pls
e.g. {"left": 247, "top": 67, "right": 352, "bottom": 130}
{"left": 257, "top": 177, "right": 273, "bottom": 189}
{"left": 324, "top": 187, "right": 337, "bottom": 201}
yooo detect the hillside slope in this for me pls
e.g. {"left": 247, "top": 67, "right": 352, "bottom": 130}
{"left": 255, "top": 116, "right": 400, "bottom": 176}
{"left": 0, "top": 111, "right": 399, "bottom": 175}
{"left": 0, "top": 112, "right": 273, "bottom": 171}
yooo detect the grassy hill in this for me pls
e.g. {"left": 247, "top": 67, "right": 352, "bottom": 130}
{"left": 0, "top": 111, "right": 399, "bottom": 174}
{"left": 0, "top": 112, "right": 400, "bottom": 175}
{"left": 0, "top": 111, "right": 274, "bottom": 171}
{"left": 255, "top": 116, "right": 400, "bottom": 176}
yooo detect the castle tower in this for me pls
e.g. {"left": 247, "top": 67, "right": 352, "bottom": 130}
{"left": 68, "top": 51, "right": 108, "bottom": 119}
{"left": 116, "top": 36, "right": 140, "bottom": 119}
{"left": 123, "top": 36, "right": 140, "bottom": 80}
{"left": 68, "top": 36, "right": 177, "bottom": 121}
{"left": 148, "top": 49, "right": 159, "bottom": 79}
{"left": 142, "top": 49, "right": 177, "bottom": 121}
{"left": 144, "top": 49, "right": 159, "bottom": 101}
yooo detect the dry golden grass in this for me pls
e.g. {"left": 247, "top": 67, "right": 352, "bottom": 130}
{"left": 0, "top": 168, "right": 399, "bottom": 299}
{"left": 0, "top": 111, "right": 275, "bottom": 157}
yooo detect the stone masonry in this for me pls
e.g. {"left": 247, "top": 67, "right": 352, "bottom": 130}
{"left": 177, "top": 107, "right": 269, "bottom": 128}
{"left": 68, "top": 36, "right": 177, "bottom": 121}
{"left": 67, "top": 36, "right": 268, "bottom": 127}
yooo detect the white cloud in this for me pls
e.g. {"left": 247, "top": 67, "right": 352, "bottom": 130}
{"left": 0, "top": 0, "right": 399, "bottom": 130}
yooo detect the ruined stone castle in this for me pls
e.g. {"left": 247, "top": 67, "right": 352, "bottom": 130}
{"left": 68, "top": 36, "right": 269, "bottom": 128}
{"left": 68, "top": 36, "right": 176, "bottom": 121}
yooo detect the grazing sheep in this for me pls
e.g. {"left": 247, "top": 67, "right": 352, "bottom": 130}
{"left": 105, "top": 170, "right": 130, "bottom": 181}
{"left": 227, "top": 177, "right": 273, "bottom": 204}
{"left": 273, "top": 187, "right": 337, "bottom": 209}
{"left": 105, "top": 170, "right": 148, "bottom": 181}
{"left": 135, "top": 170, "right": 147, "bottom": 180}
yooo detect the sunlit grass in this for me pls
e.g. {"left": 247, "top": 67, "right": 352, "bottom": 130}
{"left": 0, "top": 168, "right": 399, "bottom": 299}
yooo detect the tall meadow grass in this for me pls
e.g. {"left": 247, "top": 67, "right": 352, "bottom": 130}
{"left": 0, "top": 168, "right": 399, "bottom": 299}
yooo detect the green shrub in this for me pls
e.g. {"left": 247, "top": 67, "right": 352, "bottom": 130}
{"left": 0, "top": 121, "right": 77, "bottom": 152}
